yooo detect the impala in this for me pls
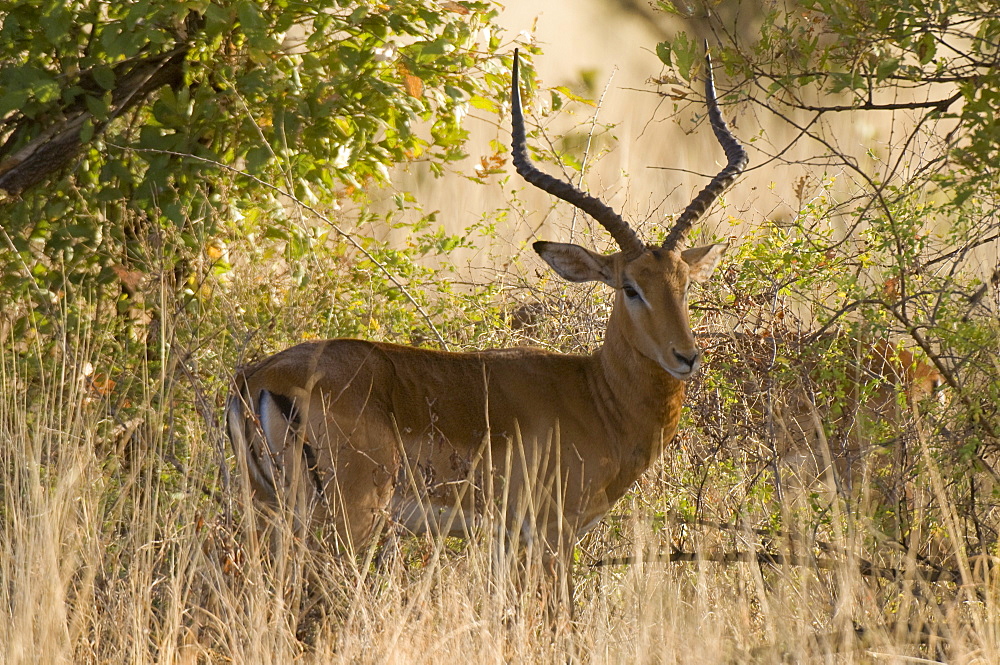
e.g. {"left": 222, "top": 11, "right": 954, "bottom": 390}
{"left": 227, "top": 49, "right": 747, "bottom": 584}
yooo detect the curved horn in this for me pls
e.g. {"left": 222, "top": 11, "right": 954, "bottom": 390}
{"left": 662, "top": 45, "right": 748, "bottom": 251}
{"left": 510, "top": 49, "right": 646, "bottom": 259}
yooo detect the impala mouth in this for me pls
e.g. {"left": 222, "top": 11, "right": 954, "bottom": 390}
{"left": 658, "top": 354, "right": 701, "bottom": 381}
{"left": 663, "top": 365, "right": 698, "bottom": 381}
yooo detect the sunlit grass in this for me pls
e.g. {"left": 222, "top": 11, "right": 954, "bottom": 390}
{"left": 1, "top": 276, "right": 997, "bottom": 664}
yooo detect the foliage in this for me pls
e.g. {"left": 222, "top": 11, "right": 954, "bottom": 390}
{"left": 655, "top": 0, "right": 1000, "bottom": 560}
{"left": 0, "top": 0, "right": 508, "bottom": 344}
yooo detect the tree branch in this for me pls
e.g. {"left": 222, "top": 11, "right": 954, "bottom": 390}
{"left": 0, "top": 46, "right": 188, "bottom": 198}
{"left": 788, "top": 90, "right": 963, "bottom": 114}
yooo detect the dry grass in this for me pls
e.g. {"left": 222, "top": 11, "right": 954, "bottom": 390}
{"left": 1, "top": 284, "right": 997, "bottom": 665}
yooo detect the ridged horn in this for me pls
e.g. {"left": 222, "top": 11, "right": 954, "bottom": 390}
{"left": 662, "top": 44, "right": 748, "bottom": 251}
{"left": 510, "top": 49, "right": 646, "bottom": 259}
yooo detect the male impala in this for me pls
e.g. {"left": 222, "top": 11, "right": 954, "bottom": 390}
{"left": 227, "top": 49, "right": 747, "bottom": 582}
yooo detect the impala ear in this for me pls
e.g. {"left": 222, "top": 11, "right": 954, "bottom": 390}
{"left": 681, "top": 243, "right": 728, "bottom": 283}
{"left": 533, "top": 241, "right": 617, "bottom": 286}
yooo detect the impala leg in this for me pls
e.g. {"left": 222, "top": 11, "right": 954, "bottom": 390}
{"left": 492, "top": 428, "right": 579, "bottom": 626}
{"left": 306, "top": 417, "right": 400, "bottom": 558}
{"left": 500, "top": 491, "right": 578, "bottom": 624}
{"left": 487, "top": 526, "right": 574, "bottom": 629}
{"left": 540, "top": 523, "right": 578, "bottom": 631}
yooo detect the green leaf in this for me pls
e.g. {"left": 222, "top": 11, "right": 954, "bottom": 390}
{"left": 245, "top": 145, "right": 272, "bottom": 173}
{"left": 656, "top": 41, "right": 671, "bottom": 67}
{"left": 656, "top": 1, "right": 683, "bottom": 15}
{"left": 79, "top": 118, "right": 95, "bottom": 143}
{"left": 917, "top": 31, "right": 936, "bottom": 65}
{"left": 875, "top": 57, "right": 899, "bottom": 82}
{"left": 672, "top": 32, "right": 696, "bottom": 81}
{"left": 348, "top": 5, "right": 368, "bottom": 23}
{"left": 163, "top": 202, "right": 185, "bottom": 227}
{"left": 28, "top": 75, "right": 61, "bottom": 104}
{"left": 92, "top": 65, "right": 116, "bottom": 91}
{"left": 100, "top": 24, "right": 142, "bottom": 59}
{"left": 40, "top": 3, "right": 72, "bottom": 43}
{"left": 236, "top": 1, "right": 267, "bottom": 34}
{"left": 469, "top": 95, "right": 498, "bottom": 113}
{"left": 85, "top": 94, "right": 109, "bottom": 119}
{"left": 0, "top": 89, "right": 29, "bottom": 117}
{"left": 552, "top": 85, "right": 594, "bottom": 106}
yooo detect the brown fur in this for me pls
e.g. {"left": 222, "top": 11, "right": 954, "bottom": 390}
{"left": 227, "top": 245, "right": 727, "bottom": 570}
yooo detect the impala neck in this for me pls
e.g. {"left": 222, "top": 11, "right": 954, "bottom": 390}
{"left": 592, "top": 302, "right": 686, "bottom": 441}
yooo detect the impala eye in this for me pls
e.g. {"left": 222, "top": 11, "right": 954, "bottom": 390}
{"left": 622, "top": 284, "right": 640, "bottom": 300}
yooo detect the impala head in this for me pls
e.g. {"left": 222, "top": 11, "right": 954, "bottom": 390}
{"left": 511, "top": 47, "right": 747, "bottom": 380}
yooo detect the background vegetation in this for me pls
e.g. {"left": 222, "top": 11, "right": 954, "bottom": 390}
{"left": 0, "top": 0, "right": 998, "bottom": 661}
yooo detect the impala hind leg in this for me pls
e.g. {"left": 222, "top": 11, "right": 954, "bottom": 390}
{"left": 305, "top": 420, "right": 401, "bottom": 558}
{"left": 488, "top": 430, "right": 579, "bottom": 628}
{"left": 228, "top": 387, "right": 399, "bottom": 557}
{"left": 493, "top": 494, "right": 578, "bottom": 627}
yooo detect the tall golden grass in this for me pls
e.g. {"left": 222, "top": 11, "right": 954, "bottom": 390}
{"left": 2, "top": 275, "right": 996, "bottom": 664}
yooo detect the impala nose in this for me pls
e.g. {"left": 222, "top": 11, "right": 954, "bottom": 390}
{"left": 673, "top": 349, "right": 699, "bottom": 372}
